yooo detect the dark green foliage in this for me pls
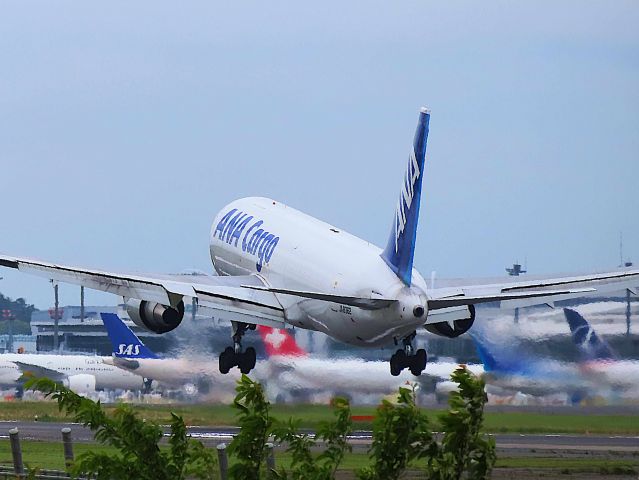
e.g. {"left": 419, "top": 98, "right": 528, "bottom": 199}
{"left": 24, "top": 377, "right": 217, "bottom": 480}
{"left": 0, "top": 293, "right": 36, "bottom": 334}
{"left": 227, "top": 374, "right": 273, "bottom": 480}
{"left": 272, "top": 397, "right": 352, "bottom": 480}
{"left": 424, "top": 366, "right": 496, "bottom": 480}
{"left": 357, "top": 385, "right": 434, "bottom": 480}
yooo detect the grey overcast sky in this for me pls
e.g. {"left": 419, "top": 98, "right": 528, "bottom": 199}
{"left": 0, "top": 1, "right": 637, "bottom": 309}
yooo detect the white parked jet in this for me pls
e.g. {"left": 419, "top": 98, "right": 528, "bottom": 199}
{"left": 0, "top": 352, "right": 147, "bottom": 394}
{"left": 99, "top": 312, "right": 239, "bottom": 396}
{"left": 2, "top": 107, "right": 638, "bottom": 377}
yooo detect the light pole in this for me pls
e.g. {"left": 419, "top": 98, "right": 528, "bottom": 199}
{"left": 51, "top": 281, "right": 60, "bottom": 351}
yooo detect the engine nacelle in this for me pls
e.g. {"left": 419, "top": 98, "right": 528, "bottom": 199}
{"left": 125, "top": 298, "right": 185, "bottom": 334}
{"left": 64, "top": 374, "right": 97, "bottom": 395}
{"left": 424, "top": 305, "right": 475, "bottom": 338}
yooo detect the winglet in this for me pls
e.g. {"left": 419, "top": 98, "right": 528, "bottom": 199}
{"left": 380, "top": 107, "right": 430, "bottom": 286}
{"left": 100, "top": 313, "right": 158, "bottom": 359}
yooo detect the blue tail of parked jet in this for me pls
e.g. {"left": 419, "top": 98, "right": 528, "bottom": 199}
{"left": 100, "top": 313, "right": 158, "bottom": 359}
{"left": 470, "top": 330, "right": 528, "bottom": 374}
{"left": 381, "top": 107, "right": 430, "bottom": 286}
{"left": 563, "top": 308, "right": 615, "bottom": 361}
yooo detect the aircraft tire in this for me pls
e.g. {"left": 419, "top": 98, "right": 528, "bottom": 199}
{"left": 390, "top": 349, "right": 405, "bottom": 376}
{"left": 246, "top": 347, "right": 257, "bottom": 370}
{"left": 219, "top": 347, "right": 234, "bottom": 374}
{"left": 238, "top": 354, "right": 251, "bottom": 374}
{"left": 410, "top": 349, "right": 427, "bottom": 376}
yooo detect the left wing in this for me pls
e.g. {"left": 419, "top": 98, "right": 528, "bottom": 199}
{"left": 13, "top": 362, "right": 66, "bottom": 382}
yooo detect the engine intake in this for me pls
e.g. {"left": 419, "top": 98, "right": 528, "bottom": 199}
{"left": 424, "top": 305, "right": 475, "bottom": 338}
{"left": 125, "top": 298, "right": 185, "bottom": 334}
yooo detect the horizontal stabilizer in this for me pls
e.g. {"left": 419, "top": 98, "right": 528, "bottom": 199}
{"left": 426, "top": 287, "right": 595, "bottom": 311}
{"left": 241, "top": 285, "right": 395, "bottom": 310}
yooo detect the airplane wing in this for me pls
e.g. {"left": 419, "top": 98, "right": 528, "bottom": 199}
{"left": 427, "top": 269, "right": 639, "bottom": 315}
{"left": 0, "top": 254, "right": 286, "bottom": 328}
{"left": 13, "top": 361, "right": 66, "bottom": 382}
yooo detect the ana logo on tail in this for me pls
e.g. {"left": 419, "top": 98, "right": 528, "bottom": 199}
{"left": 380, "top": 107, "right": 430, "bottom": 286}
{"left": 394, "top": 149, "right": 421, "bottom": 253}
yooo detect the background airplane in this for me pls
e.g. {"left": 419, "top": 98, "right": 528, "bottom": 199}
{"left": 255, "top": 326, "right": 484, "bottom": 403}
{"left": 467, "top": 308, "right": 638, "bottom": 404}
{"left": 564, "top": 308, "right": 639, "bottom": 400}
{"left": 0, "top": 351, "right": 146, "bottom": 395}
{"left": 100, "top": 313, "right": 238, "bottom": 400}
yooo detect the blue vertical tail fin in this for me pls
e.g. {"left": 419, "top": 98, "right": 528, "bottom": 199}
{"left": 563, "top": 308, "right": 615, "bottom": 361}
{"left": 469, "top": 330, "right": 526, "bottom": 373}
{"left": 100, "top": 313, "right": 158, "bottom": 359}
{"left": 380, "top": 107, "right": 430, "bottom": 286}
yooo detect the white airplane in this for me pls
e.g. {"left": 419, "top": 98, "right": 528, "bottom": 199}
{"left": 0, "top": 352, "right": 147, "bottom": 394}
{"left": 1, "top": 107, "right": 638, "bottom": 377}
{"left": 99, "top": 312, "right": 239, "bottom": 397}
{"left": 254, "top": 325, "right": 483, "bottom": 402}
{"left": 564, "top": 308, "right": 639, "bottom": 399}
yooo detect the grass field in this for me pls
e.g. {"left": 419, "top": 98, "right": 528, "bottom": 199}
{"left": 1, "top": 401, "right": 639, "bottom": 435}
{"left": 0, "top": 440, "right": 637, "bottom": 476}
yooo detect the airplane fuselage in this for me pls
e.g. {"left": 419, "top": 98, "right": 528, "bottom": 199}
{"left": 209, "top": 197, "right": 429, "bottom": 347}
{"left": 1, "top": 354, "right": 145, "bottom": 391}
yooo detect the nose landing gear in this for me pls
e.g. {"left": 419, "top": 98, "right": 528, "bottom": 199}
{"left": 390, "top": 331, "right": 427, "bottom": 376}
{"left": 219, "top": 321, "right": 257, "bottom": 375}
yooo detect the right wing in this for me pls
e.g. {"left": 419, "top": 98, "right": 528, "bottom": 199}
{"left": 0, "top": 254, "right": 286, "bottom": 328}
{"left": 427, "top": 269, "right": 639, "bottom": 313}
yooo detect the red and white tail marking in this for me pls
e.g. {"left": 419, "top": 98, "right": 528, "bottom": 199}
{"left": 258, "top": 326, "right": 307, "bottom": 358}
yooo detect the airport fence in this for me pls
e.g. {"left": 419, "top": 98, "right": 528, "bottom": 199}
{"left": 1, "top": 427, "right": 80, "bottom": 480}
{"left": 2, "top": 427, "right": 276, "bottom": 480}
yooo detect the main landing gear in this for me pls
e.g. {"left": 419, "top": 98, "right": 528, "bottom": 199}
{"left": 390, "top": 331, "right": 427, "bottom": 376}
{"left": 219, "top": 321, "right": 257, "bottom": 375}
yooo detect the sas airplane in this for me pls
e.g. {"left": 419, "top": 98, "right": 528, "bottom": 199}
{"left": 1, "top": 108, "right": 638, "bottom": 377}
{"left": 100, "top": 312, "right": 238, "bottom": 396}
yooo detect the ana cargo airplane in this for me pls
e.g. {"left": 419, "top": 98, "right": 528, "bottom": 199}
{"left": 1, "top": 108, "right": 638, "bottom": 377}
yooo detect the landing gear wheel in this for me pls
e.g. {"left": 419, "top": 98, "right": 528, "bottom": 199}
{"left": 390, "top": 349, "right": 405, "bottom": 376}
{"left": 219, "top": 347, "right": 234, "bottom": 374}
{"left": 246, "top": 347, "right": 257, "bottom": 370}
{"left": 410, "top": 349, "right": 427, "bottom": 376}
{"left": 390, "top": 354, "right": 400, "bottom": 376}
{"left": 238, "top": 355, "right": 250, "bottom": 374}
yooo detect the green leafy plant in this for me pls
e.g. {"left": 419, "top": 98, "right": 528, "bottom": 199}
{"left": 227, "top": 374, "right": 273, "bottom": 480}
{"left": 425, "top": 366, "right": 496, "bottom": 480}
{"left": 272, "top": 396, "right": 352, "bottom": 480}
{"left": 25, "top": 377, "right": 217, "bottom": 480}
{"left": 357, "top": 385, "right": 434, "bottom": 480}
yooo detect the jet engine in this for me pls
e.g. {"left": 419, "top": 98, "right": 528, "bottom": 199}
{"left": 64, "top": 374, "right": 97, "bottom": 395}
{"left": 125, "top": 298, "right": 185, "bottom": 334}
{"left": 424, "top": 305, "right": 475, "bottom": 338}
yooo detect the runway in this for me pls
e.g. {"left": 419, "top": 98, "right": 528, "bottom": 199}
{"left": 1, "top": 421, "right": 637, "bottom": 454}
